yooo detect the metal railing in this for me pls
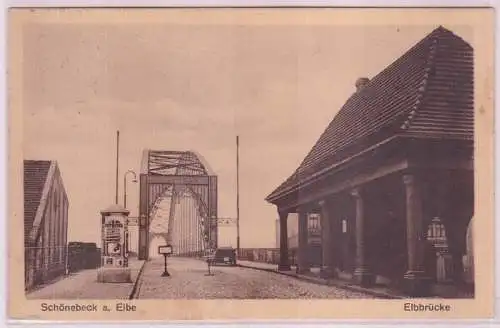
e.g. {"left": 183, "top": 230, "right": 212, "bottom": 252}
{"left": 25, "top": 245, "right": 68, "bottom": 269}
{"left": 24, "top": 245, "right": 68, "bottom": 290}
{"left": 25, "top": 244, "right": 101, "bottom": 291}
{"left": 238, "top": 248, "right": 298, "bottom": 265}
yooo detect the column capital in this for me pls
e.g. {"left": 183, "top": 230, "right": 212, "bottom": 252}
{"left": 350, "top": 187, "right": 362, "bottom": 198}
{"left": 297, "top": 207, "right": 308, "bottom": 215}
{"left": 403, "top": 174, "right": 416, "bottom": 186}
{"left": 298, "top": 210, "right": 308, "bottom": 217}
{"left": 318, "top": 199, "right": 329, "bottom": 208}
{"left": 277, "top": 208, "right": 289, "bottom": 219}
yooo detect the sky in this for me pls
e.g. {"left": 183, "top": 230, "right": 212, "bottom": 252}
{"left": 21, "top": 17, "right": 473, "bottom": 248}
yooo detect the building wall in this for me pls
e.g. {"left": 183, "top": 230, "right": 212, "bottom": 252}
{"left": 25, "top": 165, "right": 69, "bottom": 291}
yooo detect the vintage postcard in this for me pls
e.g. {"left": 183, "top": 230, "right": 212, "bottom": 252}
{"left": 7, "top": 7, "right": 495, "bottom": 321}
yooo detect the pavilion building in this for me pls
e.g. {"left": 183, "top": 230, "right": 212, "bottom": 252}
{"left": 266, "top": 26, "right": 474, "bottom": 296}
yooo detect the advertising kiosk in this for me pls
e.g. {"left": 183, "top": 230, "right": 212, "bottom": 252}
{"left": 97, "top": 204, "right": 132, "bottom": 283}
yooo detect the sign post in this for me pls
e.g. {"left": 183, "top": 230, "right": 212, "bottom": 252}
{"left": 158, "top": 245, "right": 173, "bottom": 277}
{"left": 97, "top": 204, "right": 132, "bottom": 283}
{"left": 205, "top": 248, "right": 215, "bottom": 276}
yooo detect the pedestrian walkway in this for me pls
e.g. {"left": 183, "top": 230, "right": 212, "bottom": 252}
{"left": 26, "top": 259, "right": 145, "bottom": 300}
{"left": 237, "top": 260, "right": 404, "bottom": 299}
{"left": 237, "top": 260, "right": 474, "bottom": 299}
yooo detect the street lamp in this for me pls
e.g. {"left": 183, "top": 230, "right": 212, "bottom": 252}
{"left": 123, "top": 170, "right": 137, "bottom": 209}
{"left": 204, "top": 215, "right": 217, "bottom": 276}
{"left": 124, "top": 170, "right": 137, "bottom": 256}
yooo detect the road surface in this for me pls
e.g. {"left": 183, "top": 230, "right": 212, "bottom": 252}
{"left": 135, "top": 257, "right": 374, "bottom": 299}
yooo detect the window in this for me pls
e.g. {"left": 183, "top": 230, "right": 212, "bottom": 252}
{"left": 427, "top": 217, "right": 446, "bottom": 242}
{"left": 308, "top": 214, "right": 320, "bottom": 230}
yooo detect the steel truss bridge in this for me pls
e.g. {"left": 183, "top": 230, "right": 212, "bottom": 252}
{"left": 137, "top": 150, "right": 219, "bottom": 260}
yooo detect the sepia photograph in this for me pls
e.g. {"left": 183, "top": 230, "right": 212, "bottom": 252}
{"left": 8, "top": 7, "right": 495, "bottom": 321}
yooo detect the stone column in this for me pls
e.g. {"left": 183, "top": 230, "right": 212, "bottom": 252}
{"left": 403, "top": 174, "right": 431, "bottom": 296}
{"left": 319, "top": 200, "right": 335, "bottom": 278}
{"left": 351, "top": 188, "right": 375, "bottom": 286}
{"left": 278, "top": 210, "right": 291, "bottom": 271}
{"left": 297, "top": 210, "right": 311, "bottom": 274}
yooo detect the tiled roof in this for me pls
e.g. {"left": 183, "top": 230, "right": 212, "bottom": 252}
{"left": 267, "top": 26, "right": 473, "bottom": 203}
{"left": 24, "top": 160, "right": 51, "bottom": 244}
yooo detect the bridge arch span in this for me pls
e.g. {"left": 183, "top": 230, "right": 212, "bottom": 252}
{"left": 138, "top": 150, "right": 218, "bottom": 260}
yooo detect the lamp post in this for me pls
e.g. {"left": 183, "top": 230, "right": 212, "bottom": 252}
{"left": 115, "top": 131, "right": 120, "bottom": 205}
{"left": 236, "top": 136, "right": 240, "bottom": 257}
{"left": 205, "top": 215, "right": 216, "bottom": 276}
{"left": 123, "top": 170, "right": 137, "bottom": 209}
{"left": 124, "top": 170, "right": 137, "bottom": 255}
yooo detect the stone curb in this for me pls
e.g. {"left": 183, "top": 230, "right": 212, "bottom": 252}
{"left": 237, "top": 263, "right": 404, "bottom": 299}
{"left": 128, "top": 260, "right": 147, "bottom": 300}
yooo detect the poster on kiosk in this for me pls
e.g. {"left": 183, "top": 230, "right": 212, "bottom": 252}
{"left": 98, "top": 204, "right": 131, "bottom": 283}
{"left": 103, "top": 214, "right": 128, "bottom": 267}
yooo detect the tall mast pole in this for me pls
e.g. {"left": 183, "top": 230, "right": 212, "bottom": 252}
{"left": 115, "top": 130, "right": 120, "bottom": 205}
{"left": 236, "top": 135, "right": 240, "bottom": 255}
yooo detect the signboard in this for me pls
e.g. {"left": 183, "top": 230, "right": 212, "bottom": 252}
{"left": 158, "top": 245, "right": 173, "bottom": 255}
{"left": 214, "top": 217, "right": 236, "bottom": 226}
{"left": 342, "top": 219, "right": 347, "bottom": 233}
{"left": 127, "top": 217, "right": 139, "bottom": 225}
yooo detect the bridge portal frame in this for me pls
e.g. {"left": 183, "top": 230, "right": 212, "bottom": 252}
{"left": 138, "top": 150, "right": 218, "bottom": 260}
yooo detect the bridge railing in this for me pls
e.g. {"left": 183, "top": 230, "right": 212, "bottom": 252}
{"left": 24, "top": 242, "right": 101, "bottom": 291}
{"left": 238, "top": 248, "right": 298, "bottom": 266}
{"left": 172, "top": 251, "right": 205, "bottom": 258}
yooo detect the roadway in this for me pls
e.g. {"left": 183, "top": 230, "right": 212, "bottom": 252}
{"left": 134, "top": 257, "right": 374, "bottom": 299}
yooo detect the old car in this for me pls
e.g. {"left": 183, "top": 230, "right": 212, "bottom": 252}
{"left": 209, "top": 247, "right": 237, "bottom": 266}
